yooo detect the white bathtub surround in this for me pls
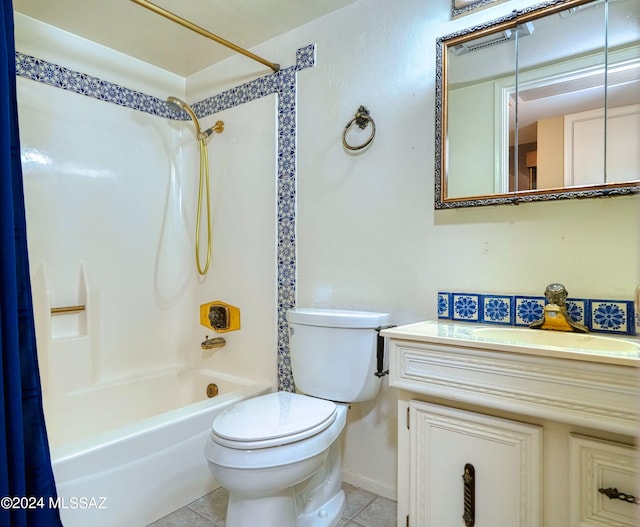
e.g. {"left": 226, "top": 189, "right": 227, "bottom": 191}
{"left": 48, "top": 369, "right": 271, "bottom": 527}
{"left": 16, "top": 14, "right": 282, "bottom": 525}
{"left": 15, "top": 13, "right": 314, "bottom": 392}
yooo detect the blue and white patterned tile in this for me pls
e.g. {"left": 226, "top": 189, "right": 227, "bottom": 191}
{"left": 565, "top": 298, "right": 588, "bottom": 326}
{"left": 16, "top": 52, "right": 184, "bottom": 119}
{"left": 452, "top": 293, "right": 480, "bottom": 322}
{"left": 296, "top": 44, "right": 316, "bottom": 70}
{"left": 514, "top": 296, "right": 545, "bottom": 326}
{"left": 275, "top": 64, "right": 298, "bottom": 391}
{"left": 589, "top": 300, "right": 633, "bottom": 334}
{"left": 436, "top": 290, "right": 636, "bottom": 335}
{"left": 481, "top": 295, "right": 513, "bottom": 325}
{"left": 437, "top": 292, "right": 451, "bottom": 319}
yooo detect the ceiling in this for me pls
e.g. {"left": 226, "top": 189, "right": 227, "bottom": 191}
{"left": 12, "top": 0, "right": 356, "bottom": 77}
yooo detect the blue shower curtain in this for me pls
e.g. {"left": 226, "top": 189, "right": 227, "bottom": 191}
{"left": 0, "top": 2, "right": 63, "bottom": 526}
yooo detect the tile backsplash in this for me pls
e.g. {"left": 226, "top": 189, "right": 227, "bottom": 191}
{"left": 438, "top": 291, "right": 636, "bottom": 335}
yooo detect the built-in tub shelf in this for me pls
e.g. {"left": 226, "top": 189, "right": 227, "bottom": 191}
{"left": 31, "top": 262, "right": 97, "bottom": 394}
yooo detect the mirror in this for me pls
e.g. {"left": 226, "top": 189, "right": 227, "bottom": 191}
{"left": 436, "top": 0, "right": 640, "bottom": 208}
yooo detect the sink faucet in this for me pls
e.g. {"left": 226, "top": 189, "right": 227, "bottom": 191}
{"left": 530, "top": 283, "right": 588, "bottom": 333}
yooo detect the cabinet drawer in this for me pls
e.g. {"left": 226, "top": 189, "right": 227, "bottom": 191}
{"left": 570, "top": 435, "right": 639, "bottom": 527}
{"left": 389, "top": 339, "right": 638, "bottom": 435}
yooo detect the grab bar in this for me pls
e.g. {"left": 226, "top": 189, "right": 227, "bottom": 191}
{"left": 51, "top": 305, "right": 86, "bottom": 315}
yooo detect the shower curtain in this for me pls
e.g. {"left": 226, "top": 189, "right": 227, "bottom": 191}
{"left": 0, "top": 2, "right": 62, "bottom": 526}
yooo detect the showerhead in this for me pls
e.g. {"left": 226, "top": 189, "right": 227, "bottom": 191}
{"left": 166, "top": 95, "right": 224, "bottom": 141}
{"left": 167, "top": 95, "right": 202, "bottom": 137}
{"left": 167, "top": 96, "right": 187, "bottom": 111}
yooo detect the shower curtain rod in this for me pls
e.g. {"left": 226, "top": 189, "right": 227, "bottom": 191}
{"left": 130, "top": 0, "right": 280, "bottom": 72}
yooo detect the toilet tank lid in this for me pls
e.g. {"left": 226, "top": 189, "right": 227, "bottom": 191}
{"left": 287, "top": 308, "right": 390, "bottom": 329}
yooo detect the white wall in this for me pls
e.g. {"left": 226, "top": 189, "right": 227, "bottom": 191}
{"left": 189, "top": 0, "right": 640, "bottom": 499}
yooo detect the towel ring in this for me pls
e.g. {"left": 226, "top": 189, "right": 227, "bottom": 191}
{"left": 342, "top": 106, "right": 375, "bottom": 151}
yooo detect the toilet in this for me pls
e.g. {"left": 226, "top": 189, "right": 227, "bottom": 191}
{"left": 205, "top": 307, "right": 391, "bottom": 527}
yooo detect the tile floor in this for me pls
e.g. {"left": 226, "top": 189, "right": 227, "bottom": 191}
{"left": 147, "top": 482, "right": 397, "bottom": 527}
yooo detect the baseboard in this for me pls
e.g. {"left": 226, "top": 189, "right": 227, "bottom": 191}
{"left": 341, "top": 470, "right": 397, "bottom": 501}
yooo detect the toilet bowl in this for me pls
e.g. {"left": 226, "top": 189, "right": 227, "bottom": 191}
{"left": 205, "top": 308, "right": 391, "bottom": 527}
{"left": 205, "top": 392, "right": 348, "bottom": 527}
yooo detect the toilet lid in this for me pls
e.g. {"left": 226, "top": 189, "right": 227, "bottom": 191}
{"left": 212, "top": 392, "right": 337, "bottom": 449}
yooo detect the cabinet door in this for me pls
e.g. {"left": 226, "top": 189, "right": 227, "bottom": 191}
{"left": 564, "top": 103, "right": 640, "bottom": 186}
{"left": 570, "top": 434, "right": 639, "bottom": 527}
{"left": 409, "top": 400, "right": 542, "bottom": 527}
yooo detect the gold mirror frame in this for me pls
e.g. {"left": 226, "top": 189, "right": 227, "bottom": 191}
{"left": 435, "top": 0, "right": 640, "bottom": 209}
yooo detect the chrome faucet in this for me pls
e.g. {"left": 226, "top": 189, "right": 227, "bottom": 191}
{"left": 530, "top": 283, "right": 588, "bottom": 333}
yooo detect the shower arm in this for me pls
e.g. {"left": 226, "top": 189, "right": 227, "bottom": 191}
{"left": 130, "top": 0, "right": 280, "bottom": 73}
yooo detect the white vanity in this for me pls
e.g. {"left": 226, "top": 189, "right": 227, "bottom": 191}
{"left": 381, "top": 321, "right": 639, "bottom": 527}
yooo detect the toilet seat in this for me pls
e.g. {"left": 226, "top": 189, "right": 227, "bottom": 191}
{"left": 212, "top": 392, "right": 337, "bottom": 449}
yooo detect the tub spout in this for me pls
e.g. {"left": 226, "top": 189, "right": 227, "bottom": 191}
{"left": 201, "top": 336, "right": 226, "bottom": 350}
{"left": 530, "top": 283, "right": 588, "bottom": 332}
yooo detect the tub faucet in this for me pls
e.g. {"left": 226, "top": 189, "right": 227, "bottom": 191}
{"left": 201, "top": 336, "right": 226, "bottom": 350}
{"left": 530, "top": 283, "right": 588, "bottom": 333}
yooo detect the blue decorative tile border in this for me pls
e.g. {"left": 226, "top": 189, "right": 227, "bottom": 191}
{"left": 438, "top": 291, "right": 636, "bottom": 335}
{"left": 16, "top": 43, "right": 317, "bottom": 391}
{"left": 16, "top": 52, "right": 180, "bottom": 119}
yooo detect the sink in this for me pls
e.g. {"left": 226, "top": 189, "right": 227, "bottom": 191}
{"left": 381, "top": 321, "right": 640, "bottom": 365}
{"left": 471, "top": 327, "right": 640, "bottom": 354}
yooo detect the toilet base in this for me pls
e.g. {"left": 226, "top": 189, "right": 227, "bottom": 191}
{"left": 226, "top": 489, "right": 297, "bottom": 527}
{"left": 225, "top": 488, "right": 345, "bottom": 527}
{"left": 224, "top": 438, "right": 345, "bottom": 527}
{"left": 225, "top": 488, "right": 344, "bottom": 527}
{"left": 298, "top": 489, "right": 345, "bottom": 527}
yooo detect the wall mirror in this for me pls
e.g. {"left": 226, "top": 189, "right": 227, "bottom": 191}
{"left": 435, "top": 0, "right": 640, "bottom": 208}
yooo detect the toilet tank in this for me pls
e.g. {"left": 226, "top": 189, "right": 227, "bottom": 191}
{"left": 287, "top": 308, "right": 391, "bottom": 403}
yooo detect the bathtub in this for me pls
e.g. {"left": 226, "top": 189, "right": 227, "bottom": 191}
{"left": 43, "top": 368, "right": 272, "bottom": 527}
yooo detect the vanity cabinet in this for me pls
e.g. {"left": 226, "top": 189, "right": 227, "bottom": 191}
{"left": 383, "top": 322, "right": 639, "bottom": 527}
